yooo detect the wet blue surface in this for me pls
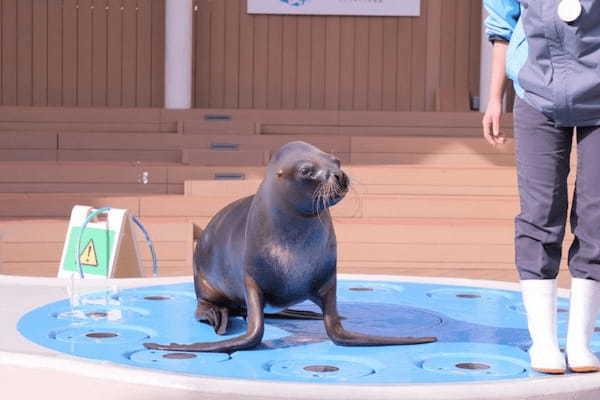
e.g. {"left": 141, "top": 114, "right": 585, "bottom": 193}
{"left": 17, "top": 280, "right": 600, "bottom": 384}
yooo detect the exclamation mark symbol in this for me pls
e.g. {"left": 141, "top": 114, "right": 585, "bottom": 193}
{"left": 85, "top": 246, "right": 92, "bottom": 264}
{"left": 80, "top": 239, "right": 98, "bottom": 267}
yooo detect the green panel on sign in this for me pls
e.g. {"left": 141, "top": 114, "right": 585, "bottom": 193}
{"left": 63, "top": 227, "right": 115, "bottom": 277}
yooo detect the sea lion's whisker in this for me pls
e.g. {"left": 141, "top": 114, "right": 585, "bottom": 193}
{"left": 348, "top": 183, "right": 364, "bottom": 218}
{"left": 313, "top": 185, "right": 326, "bottom": 219}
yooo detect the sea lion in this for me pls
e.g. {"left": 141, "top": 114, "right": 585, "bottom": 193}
{"left": 144, "top": 141, "right": 436, "bottom": 352}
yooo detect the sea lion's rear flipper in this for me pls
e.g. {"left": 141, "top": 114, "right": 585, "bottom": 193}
{"left": 195, "top": 301, "right": 229, "bottom": 335}
{"left": 144, "top": 276, "right": 265, "bottom": 353}
{"left": 313, "top": 279, "right": 437, "bottom": 346}
{"left": 266, "top": 309, "right": 323, "bottom": 320}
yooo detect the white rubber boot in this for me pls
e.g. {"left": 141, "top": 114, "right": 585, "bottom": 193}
{"left": 566, "top": 278, "right": 600, "bottom": 373}
{"left": 521, "top": 279, "right": 566, "bottom": 374}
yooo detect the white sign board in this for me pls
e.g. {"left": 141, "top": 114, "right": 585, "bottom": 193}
{"left": 248, "top": 0, "right": 421, "bottom": 17}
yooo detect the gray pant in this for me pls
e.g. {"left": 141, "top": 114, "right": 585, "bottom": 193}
{"left": 514, "top": 98, "right": 600, "bottom": 281}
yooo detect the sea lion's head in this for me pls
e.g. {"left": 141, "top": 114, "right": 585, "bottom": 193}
{"left": 267, "top": 141, "right": 350, "bottom": 215}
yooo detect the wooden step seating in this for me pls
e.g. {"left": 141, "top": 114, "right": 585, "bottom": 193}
{"left": 7, "top": 130, "right": 515, "bottom": 167}
{"left": 0, "top": 159, "right": 577, "bottom": 280}
{"left": 0, "top": 107, "right": 176, "bottom": 132}
{"left": 259, "top": 110, "right": 514, "bottom": 137}
{"left": 2, "top": 161, "right": 578, "bottom": 197}
{"left": 2, "top": 131, "right": 520, "bottom": 167}
{"left": 1, "top": 106, "right": 517, "bottom": 166}
{"left": 0, "top": 192, "right": 529, "bottom": 219}
{"left": 1, "top": 106, "right": 580, "bottom": 284}
{"left": 0, "top": 163, "right": 265, "bottom": 194}
{"left": 57, "top": 133, "right": 350, "bottom": 164}
{"left": 185, "top": 165, "right": 575, "bottom": 198}
{"left": 180, "top": 163, "right": 576, "bottom": 282}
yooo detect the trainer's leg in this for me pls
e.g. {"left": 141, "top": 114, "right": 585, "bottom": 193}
{"left": 568, "top": 125, "right": 600, "bottom": 280}
{"left": 513, "top": 98, "right": 573, "bottom": 280}
{"left": 566, "top": 125, "right": 600, "bottom": 372}
{"left": 513, "top": 98, "right": 573, "bottom": 374}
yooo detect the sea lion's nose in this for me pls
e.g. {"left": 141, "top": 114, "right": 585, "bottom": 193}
{"left": 333, "top": 171, "right": 349, "bottom": 189}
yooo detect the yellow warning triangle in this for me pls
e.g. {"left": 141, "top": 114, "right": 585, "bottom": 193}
{"left": 80, "top": 239, "right": 98, "bottom": 267}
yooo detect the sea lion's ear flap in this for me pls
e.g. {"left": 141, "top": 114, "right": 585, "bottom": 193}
{"left": 277, "top": 169, "right": 283, "bottom": 178}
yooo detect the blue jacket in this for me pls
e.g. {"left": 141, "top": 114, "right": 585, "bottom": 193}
{"left": 484, "top": 0, "right": 600, "bottom": 127}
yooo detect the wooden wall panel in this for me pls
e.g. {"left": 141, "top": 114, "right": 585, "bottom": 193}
{"left": 92, "top": 0, "right": 107, "bottom": 106}
{"left": 266, "top": 16, "right": 283, "bottom": 109}
{"left": 62, "top": 0, "right": 78, "bottom": 106}
{"left": 209, "top": 0, "right": 225, "bottom": 108}
{"left": 295, "top": 17, "right": 311, "bottom": 110}
{"left": 410, "top": 1, "right": 427, "bottom": 111}
{"left": 324, "top": 17, "right": 340, "bottom": 110}
{"left": 150, "top": 0, "right": 165, "bottom": 107}
{"left": 16, "top": 0, "right": 33, "bottom": 106}
{"left": 47, "top": 0, "right": 63, "bottom": 106}
{"left": 237, "top": 1, "right": 254, "bottom": 108}
{"left": 396, "top": 18, "right": 412, "bottom": 111}
{"left": 338, "top": 17, "right": 354, "bottom": 111}
{"left": 438, "top": 0, "right": 456, "bottom": 111}
{"left": 0, "top": 0, "right": 2, "bottom": 104}
{"left": 381, "top": 18, "right": 397, "bottom": 111}
{"left": 252, "top": 15, "right": 268, "bottom": 109}
{"left": 468, "top": 0, "right": 483, "bottom": 104}
{"left": 107, "top": 0, "right": 123, "bottom": 107}
{"left": 367, "top": 17, "right": 383, "bottom": 111}
{"left": 281, "top": 16, "right": 297, "bottom": 109}
{"left": 1, "top": 0, "right": 482, "bottom": 111}
{"left": 454, "top": 0, "right": 472, "bottom": 112}
{"left": 2, "top": 0, "right": 18, "bottom": 105}
{"left": 192, "top": 0, "right": 482, "bottom": 112}
{"left": 309, "top": 16, "right": 326, "bottom": 110}
{"left": 224, "top": 0, "right": 240, "bottom": 108}
{"left": 122, "top": 0, "right": 138, "bottom": 107}
{"left": 32, "top": 0, "right": 48, "bottom": 106}
{"left": 78, "top": 0, "right": 93, "bottom": 107}
{"left": 0, "top": 0, "right": 165, "bottom": 107}
{"left": 136, "top": 0, "right": 152, "bottom": 107}
{"left": 425, "top": 0, "right": 442, "bottom": 111}
{"left": 193, "top": 0, "right": 210, "bottom": 108}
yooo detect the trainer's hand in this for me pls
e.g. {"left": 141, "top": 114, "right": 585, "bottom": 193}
{"left": 482, "top": 99, "right": 506, "bottom": 146}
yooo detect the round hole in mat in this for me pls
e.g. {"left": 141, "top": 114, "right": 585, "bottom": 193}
{"left": 348, "top": 287, "right": 374, "bottom": 292}
{"left": 456, "top": 294, "right": 482, "bottom": 299}
{"left": 303, "top": 365, "right": 340, "bottom": 373}
{"left": 558, "top": 308, "right": 568, "bottom": 313}
{"left": 85, "top": 312, "right": 109, "bottom": 319}
{"left": 595, "top": 327, "right": 600, "bottom": 333}
{"left": 85, "top": 332, "right": 119, "bottom": 339}
{"left": 162, "top": 353, "right": 197, "bottom": 360}
{"left": 455, "top": 363, "right": 491, "bottom": 370}
{"left": 144, "top": 295, "right": 172, "bottom": 301}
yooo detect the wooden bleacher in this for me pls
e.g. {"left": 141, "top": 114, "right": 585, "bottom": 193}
{"left": 0, "top": 107, "right": 576, "bottom": 287}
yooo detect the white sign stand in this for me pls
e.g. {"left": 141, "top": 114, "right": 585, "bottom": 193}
{"left": 58, "top": 205, "right": 143, "bottom": 279}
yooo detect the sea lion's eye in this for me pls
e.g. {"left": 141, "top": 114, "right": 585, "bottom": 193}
{"left": 298, "top": 165, "right": 313, "bottom": 177}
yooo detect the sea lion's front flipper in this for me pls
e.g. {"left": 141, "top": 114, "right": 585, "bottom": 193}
{"left": 313, "top": 279, "right": 437, "bottom": 346}
{"left": 266, "top": 309, "right": 323, "bottom": 320}
{"left": 195, "top": 301, "right": 230, "bottom": 335}
{"left": 144, "top": 276, "right": 265, "bottom": 353}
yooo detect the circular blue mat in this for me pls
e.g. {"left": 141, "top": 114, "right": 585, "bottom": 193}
{"left": 18, "top": 279, "right": 600, "bottom": 384}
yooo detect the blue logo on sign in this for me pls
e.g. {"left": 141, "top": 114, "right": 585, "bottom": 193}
{"left": 280, "top": 0, "right": 309, "bottom": 6}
